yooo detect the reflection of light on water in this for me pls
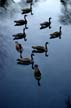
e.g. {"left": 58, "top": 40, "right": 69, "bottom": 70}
{"left": 13, "top": 0, "right": 21, "bottom": 3}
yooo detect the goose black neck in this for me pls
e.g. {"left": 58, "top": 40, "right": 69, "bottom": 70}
{"left": 24, "top": 15, "right": 27, "bottom": 20}
{"left": 31, "top": 54, "right": 34, "bottom": 61}
{"left": 23, "top": 28, "right": 25, "bottom": 33}
{"left": 30, "top": 3, "right": 32, "bottom": 9}
{"left": 49, "top": 18, "right": 51, "bottom": 23}
{"left": 45, "top": 43, "right": 47, "bottom": 50}
{"left": 59, "top": 27, "right": 62, "bottom": 33}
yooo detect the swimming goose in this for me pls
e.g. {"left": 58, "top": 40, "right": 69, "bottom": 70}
{"left": 14, "top": 15, "right": 28, "bottom": 29}
{"left": 60, "top": 0, "right": 66, "bottom": 5}
{"left": 34, "top": 64, "right": 41, "bottom": 86}
{"left": 32, "top": 42, "right": 48, "bottom": 52}
{"left": 26, "top": 0, "right": 33, "bottom": 4}
{"left": 15, "top": 41, "right": 23, "bottom": 58}
{"left": 40, "top": 17, "right": 51, "bottom": 29}
{"left": 50, "top": 26, "right": 62, "bottom": 39}
{"left": 21, "top": 3, "right": 33, "bottom": 15}
{"left": 17, "top": 53, "right": 34, "bottom": 68}
{"left": 13, "top": 28, "right": 27, "bottom": 41}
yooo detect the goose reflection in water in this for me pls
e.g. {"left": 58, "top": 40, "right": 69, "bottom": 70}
{"left": 50, "top": 26, "right": 62, "bottom": 39}
{"left": 40, "top": 17, "right": 52, "bottom": 29}
{"left": 14, "top": 15, "right": 28, "bottom": 29}
{"left": 13, "top": 28, "right": 27, "bottom": 41}
{"left": 17, "top": 53, "right": 34, "bottom": 69}
{"left": 32, "top": 42, "right": 49, "bottom": 57}
{"left": 65, "top": 96, "right": 71, "bottom": 108}
{"left": 21, "top": 3, "right": 33, "bottom": 15}
{"left": 33, "top": 64, "right": 41, "bottom": 86}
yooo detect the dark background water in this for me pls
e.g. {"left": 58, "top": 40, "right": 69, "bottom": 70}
{"left": 0, "top": 0, "right": 71, "bottom": 108}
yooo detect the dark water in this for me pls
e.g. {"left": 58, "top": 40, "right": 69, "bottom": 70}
{"left": 0, "top": 0, "right": 71, "bottom": 108}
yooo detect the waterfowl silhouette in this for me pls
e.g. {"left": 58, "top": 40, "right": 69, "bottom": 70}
{"left": 26, "top": 0, "right": 33, "bottom": 4}
{"left": 32, "top": 42, "right": 48, "bottom": 54}
{"left": 21, "top": 3, "right": 33, "bottom": 15}
{"left": 14, "top": 15, "right": 28, "bottom": 29}
{"left": 60, "top": 0, "right": 66, "bottom": 5}
{"left": 34, "top": 64, "right": 41, "bottom": 86}
{"left": 50, "top": 26, "right": 62, "bottom": 39}
{"left": 65, "top": 96, "right": 71, "bottom": 108}
{"left": 15, "top": 41, "right": 23, "bottom": 58}
{"left": 40, "top": 17, "right": 51, "bottom": 29}
{"left": 13, "top": 28, "right": 27, "bottom": 41}
{"left": 17, "top": 53, "right": 34, "bottom": 69}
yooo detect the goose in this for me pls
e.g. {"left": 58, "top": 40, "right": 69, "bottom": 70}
{"left": 32, "top": 42, "right": 48, "bottom": 52}
{"left": 15, "top": 41, "right": 23, "bottom": 58}
{"left": 60, "top": 0, "right": 66, "bottom": 5}
{"left": 50, "top": 26, "right": 62, "bottom": 39}
{"left": 14, "top": 15, "right": 28, "bottom": 29}
{"left": 17, "top": 53, "right": 34, "bottom": 68}
{"left": 26, "top": 0, "right": 33, "bottom": 4}
{"left": 34, "top": 64, "right": 41, "bottom": 86}
{"left": 13, "top": 28, "right": 27, "bottom": 41}
{"left": 21, "top": 3, "right": 33, "bottom": 15}
{"left": 40, "top": 17, "right": 51, "bottom": 29}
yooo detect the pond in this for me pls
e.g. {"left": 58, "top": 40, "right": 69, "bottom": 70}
{"left": 0, "top": 0, "right": 71, "bottom": 108}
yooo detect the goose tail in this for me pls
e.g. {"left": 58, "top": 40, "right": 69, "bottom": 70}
{"left": 32, "top": 46, "right": 37, "bottom": 49}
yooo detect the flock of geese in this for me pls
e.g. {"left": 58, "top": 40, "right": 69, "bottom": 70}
{"left": 12, "top": 0, "right": 62, "bottom": 86}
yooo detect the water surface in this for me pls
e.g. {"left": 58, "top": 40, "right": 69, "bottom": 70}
{"left": 0, "top": 0, "right": 71, "bottom": 108}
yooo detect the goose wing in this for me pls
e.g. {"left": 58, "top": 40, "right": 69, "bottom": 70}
{"left": 13, "top": 33, "right": 23, "bottom": 37}
{"left": 22, "top": 8, "right": 30, "bottom": 12}
{"left": 14, "top": 20, "right": 25, "bottom": 23}
{"left": 50, "top": 31, "right": 59, "bottom": 36}
{"left": 17, "top": 57, "right": 31, "bottom": 64}
{"left": 32, "top": 46, "right": 44, "bottom": 50}
{"left": 40, "top": 21, "right": 49, "bottom": 25}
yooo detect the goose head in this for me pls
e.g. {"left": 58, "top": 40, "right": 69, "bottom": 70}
{"left": 24, "top": 15, "right": 27, "bottom": 18}
{"left": 24, "top": 15, "right": 27, "bottom": 20}
{"left": 60, "top": 26, "right": 62, "bottom": 31}
{"left": 34, "top": 64, "right": 38, "bottom": 68}
{"left": 49, "top": 17, "right": 51, "bottom": 20}
{"left": 49, "top": 17, "right": 51, "bottom": 23}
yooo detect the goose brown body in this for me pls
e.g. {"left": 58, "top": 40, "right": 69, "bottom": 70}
{"left": 40, "top": 17, "right": 51, "bottom": 29}
{"left": 17, "top": 53, "right": 34, "bottom": 65}
{"left": 32, "top": 42, "right": 48, "bottom": 52}
{"left": 13, "top": 28, "right": 26, "bottom": 41}
{"left": 15, "top": 42, "right": 23, "bottom": 53}
{"left": 21, "top": 4, "right": 33, "bottom": 15}
{"left": 15, "top": 41, "right": 23, "bottom": 58}
{"left": 34, "top": 64, "right": 41, "bottom": 86}
{"left": 14, "top": 15, "right": 27, "bottom": 26}
{"left": 50, "top": 26, "right": 62, "bottom": 39}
